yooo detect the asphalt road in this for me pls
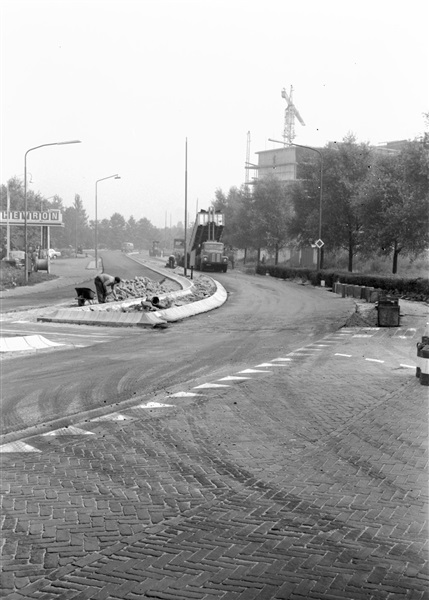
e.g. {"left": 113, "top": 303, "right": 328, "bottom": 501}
{"left": 1, "top": 252, "right": 354, "bottom": 439}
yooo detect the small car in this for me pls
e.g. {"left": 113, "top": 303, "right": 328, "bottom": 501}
{"left": 48, "top": 249, "right": 61, "bottom": 259}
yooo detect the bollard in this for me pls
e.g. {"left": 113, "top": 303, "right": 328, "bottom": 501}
{"left": 416, "top": 342, "right": 425, "bottom": 377}
{"left": 420, "top": 346, "right": 429, "bottom": 386}
{"left": 416, "top": 328, "right": 429, "bottom": 378}
{"left": 365, "top": 287, "right": 374, "bottom": 302}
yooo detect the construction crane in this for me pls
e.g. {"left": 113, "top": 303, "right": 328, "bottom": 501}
{"left": 281, "top": 85, "right": 305, "bottom": 145}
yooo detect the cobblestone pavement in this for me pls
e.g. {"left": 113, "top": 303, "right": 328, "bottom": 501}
{"left": 1, "top": 303, "right": 428, "bottom": 599}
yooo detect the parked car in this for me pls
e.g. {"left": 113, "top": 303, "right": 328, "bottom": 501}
{"left": 4, "top": 250, "right": 25, "bottom": 268}
{"left": 48, "top": 249, "right": 61, "bottom": 259}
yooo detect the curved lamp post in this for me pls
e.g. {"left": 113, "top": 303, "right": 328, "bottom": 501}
{"left": 24, "top": 140, "right": 81, "bottom": 282}
{"left": 268, "top": 138, "right": 323, "bottom": 270}
{"left": 94, "top": 174, "right": 120, "bottom": 269}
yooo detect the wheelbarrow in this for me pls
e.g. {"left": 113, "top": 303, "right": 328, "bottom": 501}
{"left": 75, "top": 287, "right": 96, "bottom": 306}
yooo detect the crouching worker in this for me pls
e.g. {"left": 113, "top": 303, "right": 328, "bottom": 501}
{"left": 94, "top": 273, "right": 121, "bottom": 303}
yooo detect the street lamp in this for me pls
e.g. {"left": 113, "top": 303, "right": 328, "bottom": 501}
{"left": 268, "top": 138, "right": 323, "bottom": 270}
{"left": 24, "top": 140, "right": 81, "bottom": 282}
{"left": 94, "top": 175, "right": 120, "bottom": 269}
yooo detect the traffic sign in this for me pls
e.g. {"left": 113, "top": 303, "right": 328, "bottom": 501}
{"left": 315, "top": 239, "right": 324, "bottom": 248}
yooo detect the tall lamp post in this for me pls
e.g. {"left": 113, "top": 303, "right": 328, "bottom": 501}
{"left": 24, "top": 140, "right": 81, "bottom": 282}
{"left": 268, "top": 138, "right": 323, "bottom": 270}
{"left": 184, "top": 138, "right": 188, "bottom": 277}
{"left": 94, "top": 174, "right": 120, "bottom": 269}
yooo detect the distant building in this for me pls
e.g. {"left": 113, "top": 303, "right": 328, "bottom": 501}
{"left": 254, "top": 146, "right": 299, "bottom": 182}
{"left": 372, "top": 140, "right": 409, "bottom": 155}
{"left": 250, "top": 140, "right": 409, "bottom": 184}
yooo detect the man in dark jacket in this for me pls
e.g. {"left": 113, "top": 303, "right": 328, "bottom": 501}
{"left": 94, "top": 273, "right": 121, "bottom": 303}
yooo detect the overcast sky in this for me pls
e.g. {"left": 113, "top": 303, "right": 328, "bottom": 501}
{"left": 1, "top": 0, "right": 428, "bottom": 227}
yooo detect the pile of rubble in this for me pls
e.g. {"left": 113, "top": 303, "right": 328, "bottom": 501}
{"left": 114, "top": 276, "right": 179, "bottom": 302}
{"left": 106, "top": 275, "right": 216, "bottom": 311}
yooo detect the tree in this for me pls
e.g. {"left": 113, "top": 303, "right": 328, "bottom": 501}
{"left": 290, "top": 136, "right": 372, "bottom": 271}
{"left": 248, "top": 175, "right": 294, "bottom": 264}
{"left": 361, "top": 140, "right": 429, "bottom": 273}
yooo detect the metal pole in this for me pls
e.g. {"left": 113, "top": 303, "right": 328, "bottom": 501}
{"left": 94, "top": 174, "right": 120, "bottom": 271}
{"left": 6, "top": 183, "right": 10, "bottom": 260}
{"left": 23, "top": 140, "right": 81, "bottom": 283}
{"left": 24, "top": 150, "right": 29, "bottom": 282}
{"left": 184, "top": 138, "right": 188, "bottom": 277}
{"left": 95, "top": 181, "right": 98, "bottom": 269}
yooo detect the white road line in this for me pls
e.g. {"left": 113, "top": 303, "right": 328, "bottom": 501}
{"left": 238, "top": 369, "right": 272, "bottom": 374}
{"left": 271, "top": 358, "right": 292, "bottom": 362}
{"left": 218, "top": 376, "right": 251, "bottom": 381}
{"left": 91, "top": 413, "right": 133, "bottom": 421}
{"left": 170, "top": 392, "right": 203, "bottom": 397}
{"left": 400, "top": 364, "right": 416, "bottom": 369}
{"left": 194, "top": 383, "right": 230, "bottom": 389}
{"left": 335, "top": 353, "right": 352, "bottom": 357}
{"left": 311, "top": 344, "right": 331, "bottom": 347}
{"left": 136, "top": 402, "right": 174, "bottom": 408}
{"left": 365, "top": 358, "right": 385, "bottom": 363}
{"left": 255, "top": 363, "right": 288, "bottom": 367}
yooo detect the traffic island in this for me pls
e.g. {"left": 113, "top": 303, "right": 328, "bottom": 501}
{"left": 37, "top": 277, "right": 228, "bottom": 328}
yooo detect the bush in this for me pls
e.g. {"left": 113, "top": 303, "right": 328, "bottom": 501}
{"left": 257, "top": 264, "right": 429, "bottom": 302}
{"left": 0, "top": 262, "right": 57, "bottom": 290}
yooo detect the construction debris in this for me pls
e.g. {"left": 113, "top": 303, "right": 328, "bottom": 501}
{"left": 104, "top": 275, "right": 216, "bottom": 311}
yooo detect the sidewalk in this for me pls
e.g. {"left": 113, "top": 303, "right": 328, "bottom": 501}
{"left": 0, "top": 256, "right": 98, "bottom": 299}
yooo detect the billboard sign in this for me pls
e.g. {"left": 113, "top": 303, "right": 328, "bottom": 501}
{"left": 0, "top": 210, "right": 63, "bottom": 226}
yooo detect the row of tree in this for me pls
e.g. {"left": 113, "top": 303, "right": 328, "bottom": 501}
{"left": 1, "top": 127, "right": 428, "bottom": 273}
{"left": 0, "top": 178, "right": 181, "bottom": 255}
{"left": 213, "top": 132, "right": 429, "bottom": 273}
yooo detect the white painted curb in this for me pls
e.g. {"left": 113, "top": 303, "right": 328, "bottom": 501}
{"left": 0, "top": 335, "right": 64, "bottom": 353}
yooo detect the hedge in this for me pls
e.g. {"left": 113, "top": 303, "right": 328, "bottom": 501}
{"left": 256, "top": 264, "right": 429, "bottom": 301}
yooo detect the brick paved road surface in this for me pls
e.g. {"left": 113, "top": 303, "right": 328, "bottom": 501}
{"left": 1, "top": 308, "right": 428, "bottom": 599}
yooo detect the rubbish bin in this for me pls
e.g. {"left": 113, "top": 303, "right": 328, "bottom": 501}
{"left": 377, "top": 296, "right": 400, "bottom": 327}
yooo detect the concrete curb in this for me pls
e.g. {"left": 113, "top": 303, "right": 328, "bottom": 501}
{"left": 37, "top": 278, "right": 227, "bottom": 327}
{"left": 0, "top": 335, "right": 64, "bottom": 353}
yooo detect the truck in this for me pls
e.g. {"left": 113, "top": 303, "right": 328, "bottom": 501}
{"left": 149, "top": 240, "right": 162, "bottom": 257}
{"left": 121, "top": 242, "right": 134, "bottom": 253}
{"left": 173, "top": 238, "right": 185, "bottom": 267}
{"left": 188, "top": 209, "right": 228, "bottom": 273}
